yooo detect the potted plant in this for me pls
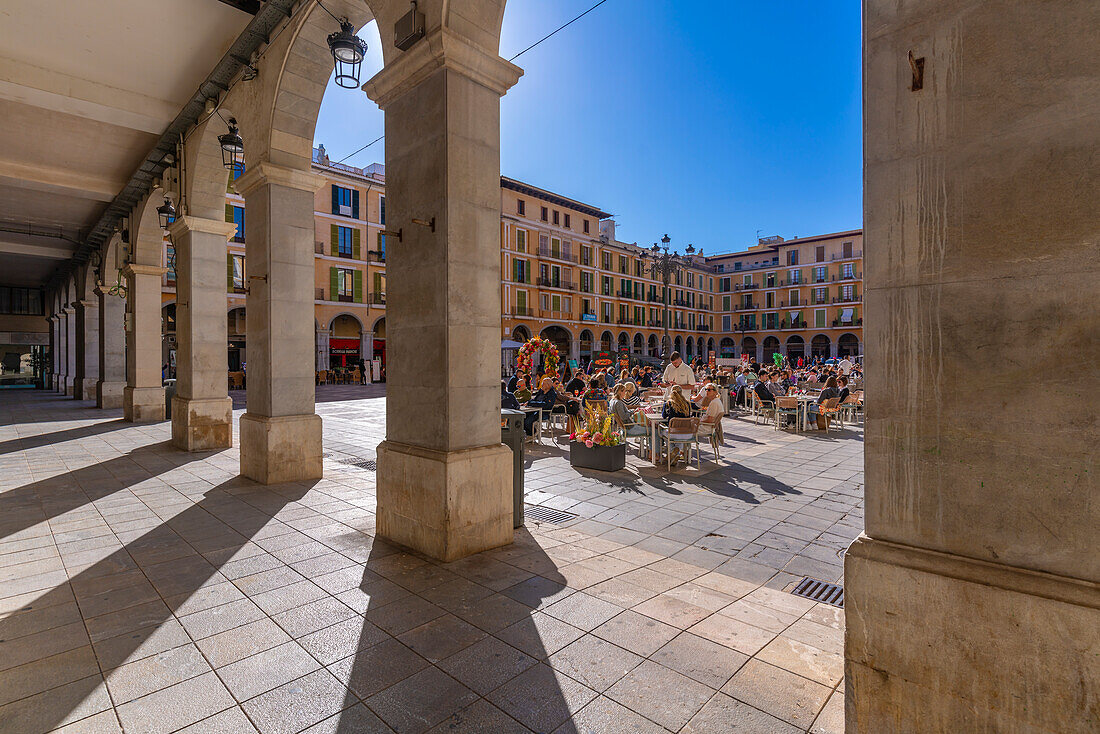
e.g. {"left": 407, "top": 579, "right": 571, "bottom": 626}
{"left": 569, "top": 404, "right": 626, "bottom": 471}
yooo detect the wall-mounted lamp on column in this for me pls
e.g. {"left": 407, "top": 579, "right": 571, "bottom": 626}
{"left": 218, "top": 119, "right": 244, "bottom": 173}
{"left": 156, "top": 197, "right": 177, "bottom": 230}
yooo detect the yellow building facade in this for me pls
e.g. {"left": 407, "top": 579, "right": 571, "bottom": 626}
{"left": 159, "top": 147, "right": 861, "bottom": 374}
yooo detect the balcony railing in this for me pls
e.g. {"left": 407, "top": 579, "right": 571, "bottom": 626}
{"left": 779, "top": 279, "right": 804, "bottom": 287}
{"left": 536, "top": 246, "right": 577, "bottom": 263}
{"left": 779, "top": 300, "right": 802, "bottom": 308}
{"left": 695, "top": 324, "right": 711, "bottom": 332}
{"left": 369, "top": 291, "right": 386, "bottom": 305}
{"left": 537, "top": 277, "right": 575, "bottom": 290}
{"left": 368, "top": 250, "right": 386, "bottom": 263}
{"left": 510, "top": 306, "right": 533, "bottom": 317}
{"left": 314, "top": 288, "right": 325, "bottom": 301}
{"left": 779, "top": 320, "right": 808, "bottom": 330}
{"left": 541, "top": 309, "right": 572, "bottom": 320}
{"left": 831, "top": 251, "right": 862, "bottom": 261}
{"left": 832, "top": 318, "right": 864, "bottom": 327}
{"left": 735, "top": 302, "right": 757, "bottom": 311}
{"left": 734, "top": 283, "right": 759, "bottom": 291}
{"left": 832, "top": 294, "right": 861, "bottom": 304}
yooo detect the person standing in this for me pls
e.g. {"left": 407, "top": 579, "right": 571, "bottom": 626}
{"left": 661, "top": 352, "right": 695, "bottom": 387}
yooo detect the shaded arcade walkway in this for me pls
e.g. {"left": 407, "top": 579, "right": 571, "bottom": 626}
{"left": 0, "top": 390, "right": 855, "bottom": 733}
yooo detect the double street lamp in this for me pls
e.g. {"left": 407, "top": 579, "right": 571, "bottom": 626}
{"left": 643, "top": 234, "right": 700, "bottom": 367}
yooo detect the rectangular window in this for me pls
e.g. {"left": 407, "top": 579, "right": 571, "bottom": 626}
{"left": 231, "top": 206, "right": 245, "bottom": 242}
{"left": 815, "top": 245, "right": 825, "bottom": 263}
{"left": 516, "top": 229, "right": 527, "bottom": 253}
{"left": 516, "top": 290, "right": 527, "bottom": 314}
{"left": 333, "top": 185, "right": 353, "bottom": 217}
{"left": 789, "top": 270, "right": 802, "bottom": 285}
{"left": 842, "top": 262, "right": 854, "bottom": 278}
{"left": 551, "top": 237, "right": 561, "bottom": 259}
{"left": 815, "top": 309, "right": 826, "bottom": 328}
{"left": 513, "top": 259, "right": 528, "bottom": 283}
{"left": 563, "top": 213, "right": 570, "bottom": 229}
{"left": 337, "top": 268, "right": 354, "bottom": 298}
{"left": 842, "top": 284, "right": 855, "bottom": 300}
{"left": 583, "top": 219, "right": 590, "bottom": 234}
{"left": 719, "top": 277, "right": 730, "bottom": 292}
{"left": 722, "top": 295, "right": 730, "bottom": 311}
{"left": 580, "top": 246, "right": 591, "bottom": 266}
{"left": 552, "top": 210, "right": 560, "bottom": 226}
{"left": 788, "top": 289, "right": 799, "bottom": 306}
{"left": 601, "top": 276, "right": 612, "bottom": 296}
{"left": 814, "top": 287, "right": 828, "bottom": 304}
{"left": 765, "top": 272, "right": 776, "bottom": 287}
{"left": 733, "top": 262, "right": 742, "bottom": 271}
{"left": 582, "top": 298, "right": 591, "bottom": 315}
{"left": 379, "top": 195, "right": 385, "bottom": 225}
{"left": 602, "top": 252, "right": 611, "bottom": 270}
{"left": 765, "top": 291, "right": 775, "bottom": 308}
{"left": 0, "top": 287, "right": 43, "bottom": 315}
{"left": 843, "top": 241, "right": 853, "bottom": 258}
{"left": 232, "top": 254, "right": 246, "bottom": 290}
{"left": 787, "top": 250, "right": 799, "bottom": 266}
{"left": 602, "top": 303, "right": 612, "bottom": 323}
{"left": 337, "top": 226, "right": 354, "bottom": 257}
{"left": 814, "top": 266, "right": 827, "bottom": 282}
{"left": 551, "top": 294, "right": 561, "bottom": 312}
{"left": 541, "top": 206, "right": 548, "bottom": 222}
{"left": 581, "top": 272, "right": 591, "bottom": 293}
{"left": 517, "top": 199, "right": 525, "bottom": 216}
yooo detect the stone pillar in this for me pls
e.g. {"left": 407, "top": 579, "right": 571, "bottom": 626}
{"left": 123, "top": 264, "right": 166, "bottom": 421}
{"left": 829, "top": 340, "right": 837, "bottom": 360}
{"left": 62, "top": 306, "right": 76, "bottom": 395}
{"left": 96, "top": 286, "right": 126, "bottom": 408}
{"left": 364, "top": 31, "right": 522, "bottom": 562}
{"left": 169, "top": 216, "right": 236, "bottom": 450}
{"left": 848, "top": 2, "right": 1099, "bottom": 732}
{"left": 316, "top": 329, "right": 330, "bottom": 372}
{"left": 233, "top": 162, "right": 324, "bottom": 483}
{"left": 47, "top": 314, "right": 59, "bottom": 390}
{"left": 570, "top": 339, "right": 581, "bottom": 363}
{"left": 73, "top": 299, "right": 100, "bottom": 400}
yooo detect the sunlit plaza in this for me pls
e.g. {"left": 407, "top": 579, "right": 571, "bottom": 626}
{"left": 0, "top": 0, "right": 1096, "bottom": 732}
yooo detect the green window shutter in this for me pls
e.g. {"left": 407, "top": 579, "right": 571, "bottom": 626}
{"left": 227, "top": 254, "right": 234, "bottom": 291}
{"left": 330, "top": 224, "right": 339, "bottom": 256}
{"left": 353, "top": 229, "right": 361, "bottom": 259}
{"left": 373, "top": 272, "right": 382, "bottom": 295}
{"left": 226, "top": 172, "right": 233, "bottom": 193}
{"left": 816, "top": 310, "right": 825, "bottom": 328}
{"left": 225, "top": 203, "right": 234, "bottom": 223}
{"left": 353, "top": 270, "right": 363, "bottom": 303}
{"left": 329, "top": 267, "right": 338, "bottom": 300}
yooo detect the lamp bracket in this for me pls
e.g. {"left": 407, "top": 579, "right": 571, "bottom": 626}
{"left": 411, "top": 217, "right": 435, "bottom": 232}
{"left": 380, "top": 228, "right": 403, "bottom": 242}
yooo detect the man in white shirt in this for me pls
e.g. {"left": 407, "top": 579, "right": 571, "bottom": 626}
{"left": 838, "top": 357, "right": 853, "bottom": 376}
{"left": 662, "top": 352, "right": 696, "bottom": 387}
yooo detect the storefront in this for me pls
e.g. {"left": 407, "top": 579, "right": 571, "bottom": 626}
{"left": 228, "top": 339, "right": 246, "bottom": 371}
{"left": 0, "top": 337, "right": 45, "bottom": 389}
{"left": 329, "top": 338, "right": 360, "bottom": 368}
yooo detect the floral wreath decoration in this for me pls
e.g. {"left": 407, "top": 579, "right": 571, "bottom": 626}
{"left": 515, "top": 337, "right": 560, "bottom": 377}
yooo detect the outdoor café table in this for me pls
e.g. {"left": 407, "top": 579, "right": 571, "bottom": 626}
{"left": 521, "top": 406, "right": 544, "bottom": 444}
{"left": 795, "top": 394, "right": 818, "bottom": 431}
{"left": 639, "top": 406, "right": 667, "bottom": 464}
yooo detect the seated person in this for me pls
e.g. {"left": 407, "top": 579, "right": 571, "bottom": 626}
{"left": 501, "top": 381, "right": 520, "bottom": 411}
{"left": 662, "top": 385, "right": 692, "bottom": 420}
{"left": 622, "top": 381, "right": 642, "bottom": 411}
{"left": 609, "top": 384, "right": 647, "bottom": 437}
{"left": 524, "top": 377, "right": 557, "bottom": 435}
{"left": 639, "top": 368, "right": 654, "bottom": 389}
{"left": 752, "top": 375, "right": 776, "bottom": 407}
{"left": 506, "top": 371, "right": 519, "bottom": 392}
{"left": 694, "top": 382, "right": 725, "bottom": 442}
{"left": 513, "top": 377, "right": 531, "bottom": 404}
{"left": 807, "top": 376, "right": 840, "bottom": 429}
{"left": 552, "top": 379, "right": 581, "bottom": 416}
{"left": 837, "top": 376, "right": 850, "bottom": 403}
{"left": 582, "top": 375, "right": 608, "bottom": 406}
{"left": 565, "top": 372, "right": 586, "bottom": 396}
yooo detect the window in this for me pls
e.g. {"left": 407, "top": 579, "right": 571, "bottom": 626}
{"left": 619, "top": 256, "right": 628, "bottom": 274}
{"left": 583, "top": 219, "right": 590, "bottom": 234}
{"left": 580, "top": 245, "right": 591, "bottom": 266}
{"left": 513, "top": 259, "right": 529, "bottom": 283}
{"left": 814, "top": 287, "right": 828, "bottom": 304}
{"left": 722, "top": 295, "right": 730, "bottom": 311}
{"left": 551, "top": 237, "right": 561, "bottom": 259}
{"left": 378, "top": 195, "right": 385, "bottom": 225}
{"left": 734, "top": 261, "right": 742, "bottom": 271}
{"left": 517, "top": 199, "right": 525, "bottom": 216}
{"left": 815, "top": 309, "right": 826, "bottom": 328}
{"left": 0, "top": 287, "right": 43, "bottom": 315}
{"left": 842, "top": 262, "right": 854, "bottom": 278}
{"left": 841, "top": 284, "right": 855, "bottom": 301}
{"left": 765, "top": 291, "right": 775, "bottom": 308}
{"left": 816, "top": 245, "right": 825, "bottom": 262}
{"left": 331, "top": 185, "right": 357, "bottom": 218}
{"left": 843, "top": 241, "right": 853, "bottom": 259}
{"left": 766, "top": 272, "right": 776, "bottom": 287}
{"left": 601, "top": 276, "right": 612, "bottom": 296}
{"left": 541, "top": 206, "right": 548, "bottom": 222}
{"left": 337, "top": 226, "right": 354, "bottom": 257}
{"left": 166, "top": 245, "right": 176, "bottom": 283}
{"left": 516, "top": 229, "right": 527, "bottom": 252}
{"left": 788, "top": 289, "right": 800, "bottom": 306}
{"left": 581, "top": 272, "right": 592, "bottom": 293}
{"left": 563, "top": 213, "right": 570, "bottom": 229}
{"left": 743, "top": 274, "right": 752, "bottom": 286}
{"left": 602, "top": 302, "right": 612, "bottom": 323}
{"left": 337, "top": 269, "right": 354, "bottom": 299}
{"left": 377, "top": 232, "right": 386, "bottom": 260}
{"left": 602, "top": 252, "right": 611, "bottom": 270}
{"left": 230, "top": 254, "right": 246, "bottom": 291}
{"left": 719, "top": 277, "right": 731, "bottom": 292}
{"left": 814, "top": 266, "right": 827, "bottom": 282}
{"left": 789, "top": 270, "right": 802, "bottom": 285}
{"left": 787, "top": 250, "right": 799, "bottom": 266}
{"left": 231, "top": 206, "right": 245, "bottom": 242}
{"left": 516, "top": 290, "right": 527, "bottom": 314}
{"left": 582, "top": 298, "right": 591, "bottom": 315}
{"left": 552, "top": 210, "right": 560, "bottom": 226}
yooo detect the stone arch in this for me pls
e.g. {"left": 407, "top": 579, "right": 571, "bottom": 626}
{"left": 720, "top": 337, "right": 735, "bottom": 357}
{"left": 785, "top": 335, "right": 805, "bottom": 359}
{"left": 633, "top": 333, "right": 643, "bottom": 353}
{"left": 741, "top": 336, "right": 757, "bottom": 356}
{"left": 763, "top": 336, "right": 780, "bottom": 359}
{"left": 673, "top": 336, "right": 683, "bottom": 355}
{"left": 600, "top": 330, "right": 613, "bottom": 351}
{"left": 811, "top": 334, "right": 831, "bottom": 358}
{"left": 617, "top": 332, "right": 628, "bottom": 350}
{"left": 129, "top": 187, "right": 170, "bottom": 267}
{"left": 706, "top": 337, "right": 715, "bottom": 355}
{"left": 647, "top": 334, "right": 658, "bottom": 356}
{"left": 511, "top": 325, "right": 530, "bottom": 342}
{"left": 329, "top": 312, "right": 365, "bottom": 332}
{"left": 540, "top": 325, "right": 571, "bottom": 359}
{"left": 372, "top": 316, "right": 386, "bottom": 339}
{"left": 227, "top": 306, "right": 246, "bottom": 336}
{"left": 686, "top": 336, "right": 694, "bottom": 358}
{"left": 838, "top": 332, "right": 860, "bottom": 358}
{"left": 579, "top": 329, "right": 593, "bottom": 353}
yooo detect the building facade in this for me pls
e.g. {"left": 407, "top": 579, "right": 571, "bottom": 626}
{"left": 158, "top": 148, "right": 862, "bottom": 373}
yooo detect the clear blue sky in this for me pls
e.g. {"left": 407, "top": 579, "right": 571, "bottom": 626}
{"left": 314, "top": 0, "right": 862, "bottom": 256}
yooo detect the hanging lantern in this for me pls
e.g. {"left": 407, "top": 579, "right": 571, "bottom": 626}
{"left": 156, "top": 197, "right": 176, "bottom": 229}
{"left": 328, "top": 20, "right": 368, "bottom": 89}
{"left": 218, "top": 119, "right": 244, "bottom": 173}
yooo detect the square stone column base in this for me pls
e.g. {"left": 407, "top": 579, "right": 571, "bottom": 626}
{"left": 844, "top": 536, "right": 1099, "bottom": 733}
{"left": 76, "top": 378, "right": 97, "bottom": 401}
{"left": 376, "top": 441, "right": 513, "bottom": 562}
{"left": 96, "top": 381, "right": 124, "bottom": 409}
{"left": 239, "top": 413, "right": 322, "bottom": 484}
{"left": 172, "top": 397, "right": 233, "bottom": 451}
{"left": 123, "top": 386, "right": 165, "bottom": 422}
{"left": 64, "top": 377, "right": 75, "bottom": 396}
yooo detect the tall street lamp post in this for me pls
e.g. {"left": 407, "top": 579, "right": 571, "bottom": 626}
{"left": 643, "top": 234, "right": 695, "bottom": 367}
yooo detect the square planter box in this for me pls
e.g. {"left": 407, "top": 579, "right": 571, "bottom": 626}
{"left": 569, "top": 441, "right": 626, "bottom": 472}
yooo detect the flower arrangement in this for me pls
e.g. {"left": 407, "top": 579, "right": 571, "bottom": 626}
{"left": 569, "top": 403, "right": 623, "bottom": 448}
{"left": 515, "top": 337, "right": 559, "bottom": 378}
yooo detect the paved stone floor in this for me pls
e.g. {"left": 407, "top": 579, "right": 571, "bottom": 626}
{"left": 0, "top": 386, "right": 862, "bottom": 733}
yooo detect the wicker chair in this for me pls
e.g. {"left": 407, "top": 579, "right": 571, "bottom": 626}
{"left": 775, "top": 396, "right": 800, "bottom": 431}
{"left": 665, "top": 417, "right": 700, "bottom": 470}
{"left": 752, "top": 390, "right": 776, "bottom": 425}
{"left": 818, "top": 396, "right": 842, "bottom": 433}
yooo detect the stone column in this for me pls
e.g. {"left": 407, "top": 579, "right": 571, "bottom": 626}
{"left": 73, "top": 299, "right": 100, "bottom": 400}
{"left": 316, "top": 329, "right": 330, "bottom": 372}
{"left": 96, "top": 286, "right": 126, "bottom": 408}
{"left": 123, "top": 263, "right": 166, "bottom": 421}
{"left": 848, "top": 2, "right": 1099, "bottom": 732}
{"left": 47, "top": 314, "right": 59, "bottom": 390}
{"left": 829, "top": 340, "right": 837, "bottom": 360}
{"left": 233, "top": 162, "right": 324, "bottom": 483}
{"left": 62, "top": 305, "right": 76, "bottom": 395}
{"left": 168, "top": 216, "right": 236, "bottom": 450}
{"left": 570, "top": 339, "right": 581, "bottom": 363}
{"left": 364, "top": 31, "right": 522, "bottom": 562}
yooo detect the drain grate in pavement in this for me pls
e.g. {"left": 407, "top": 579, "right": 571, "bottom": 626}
{"left": 790, "top": 577, "right": 845, "bottom": 608}
{"left": 325, "top": 455, "right": 377, "bottom": 471}
{"left": 524, "top": 504, "right": 577, "bottom": 525}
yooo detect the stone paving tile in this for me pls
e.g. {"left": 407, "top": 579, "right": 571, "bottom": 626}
{"left": 0, "top": 389, "right": 865, "bottom": 733}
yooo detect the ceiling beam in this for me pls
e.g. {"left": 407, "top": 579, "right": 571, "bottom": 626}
{"left": 214, "top": 0, "right": 262, "bottom": 15}
{"left": 0, "top": 159, "right": 119, "bottom": 202}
